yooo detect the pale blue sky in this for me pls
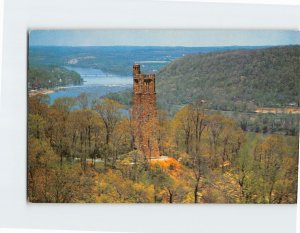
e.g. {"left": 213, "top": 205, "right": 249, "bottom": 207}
{"left": 29, "top": 29, "right": 300, "bottom": 47}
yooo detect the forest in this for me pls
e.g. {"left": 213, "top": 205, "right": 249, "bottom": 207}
{"left": 106, "top": 46, "right": 300, "bottom": 113}
{"left": 28, "top": 65, "right": 83, "bottom": 90}
{"left": 157, "top": 46, "right": 300, "bottom": 111}
{"left": 28, "top": 45, "right": 265, "bottom": 76}
{"left": 28, "top": 94, "right": 298, "bottom": 203}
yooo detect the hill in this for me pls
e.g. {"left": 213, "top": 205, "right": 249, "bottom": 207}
{"left": 156, "top": 46, "right": 300, "bottom": 112}
{"left": 28, "top": 65, "right": 83, "bottom": 90}
{"left": 29, "top": 46, "right": 267, "bottom": 76}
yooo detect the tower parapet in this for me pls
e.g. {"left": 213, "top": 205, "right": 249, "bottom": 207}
{"left": 133, "top": 64, "right": 141, "bottom": 76}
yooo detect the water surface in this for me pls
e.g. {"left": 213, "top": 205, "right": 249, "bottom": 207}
{"left": 48, "top": 66, "right": 132, "bottom": 104}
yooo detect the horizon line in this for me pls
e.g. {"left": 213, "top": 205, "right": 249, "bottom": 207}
{"left": 28, "top": 44, "right": 300, "bottom": 48}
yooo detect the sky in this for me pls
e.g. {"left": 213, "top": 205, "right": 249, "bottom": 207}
{"left": 29, "top": 29, "right": 300, "bottom": 47}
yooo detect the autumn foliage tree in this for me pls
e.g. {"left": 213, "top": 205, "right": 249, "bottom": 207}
{"left": 27, "top": 94, "right": 298, "bottom": 203}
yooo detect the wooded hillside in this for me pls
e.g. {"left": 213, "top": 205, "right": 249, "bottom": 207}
{"left": 27, "top": 95, "right": 298, "bottom": 203}
{"left": 28, "top": 65, "right": 83, "bottom": 90}
{"left": 157, "top": 46, "right": 300, "bottom": 111}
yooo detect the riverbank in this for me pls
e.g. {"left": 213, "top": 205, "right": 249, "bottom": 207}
{"left": 255, "top": 107, "right": 300, "bottom": 114}
{"left": 28, "top": 88, "right": 56, "bottom": 97}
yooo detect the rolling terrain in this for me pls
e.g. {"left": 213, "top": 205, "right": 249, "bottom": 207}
{"left": 29, "top": 46, "right": 267, "bottom": 76}
{"left": 156, "top": 45, "right": 300, "bottom": 111}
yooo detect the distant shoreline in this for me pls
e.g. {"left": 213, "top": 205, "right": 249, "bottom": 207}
{"left": 255, "top": 107, "right": 300, "bottom": 114}
{"left": 28, "top": 88, "right": 56, "bottom": 97}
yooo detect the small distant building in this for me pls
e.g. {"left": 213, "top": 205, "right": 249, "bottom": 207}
{"left": 288, "top": 102, "right": 297, "bottom": 106}
{"left": 132, "top": 64, "right": 160, "bottom": 159}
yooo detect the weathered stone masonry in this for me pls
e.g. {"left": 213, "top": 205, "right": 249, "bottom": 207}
{"left": 132, "top": 64, "right": 160, "bottom": 158}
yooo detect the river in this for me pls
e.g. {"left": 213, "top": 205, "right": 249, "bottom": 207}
{"left": 48, "top": 66, "right": 132, "bottom": 104}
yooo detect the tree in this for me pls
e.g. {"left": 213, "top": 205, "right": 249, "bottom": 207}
{"left": 28, "top": 95, "right": 49, "bottom": 117}
{"left": 53, "top": 97, "right": 76, "bottom": 113}
{"left": 28, "top": 114, "right": 46, "bottom": 139}
{"left": 93, "top": 98, "right": 123, "bottom": 170}
{"left": 172, "top": 106, "right": 193, "bottom": 154}
{"left": 66, "top": 109, "right": 104, "bottom": 170}
{"left": 76, "top": 92, "right": 89, "bottom": 109}
{"left": 93, "top": 98, "right": 122, "bottom": 144}
{"left": 254, "top": 135, "right": 290, "bottom": 203}
{"left": 97, "top": 170, "right": 153, "bottom": 203}
{"left": 27, "top": 138, "right": 59, "bottom": 202}
{"left": 110, "top": 118, "right": 132, "bottom": 167}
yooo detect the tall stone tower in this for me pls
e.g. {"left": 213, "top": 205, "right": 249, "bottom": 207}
{"left": 132, "top": 64, "right": 160, "bottom": 158}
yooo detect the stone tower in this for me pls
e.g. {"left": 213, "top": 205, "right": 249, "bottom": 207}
{"left": 132, "top": 64, "right": 160, "bottom": 158}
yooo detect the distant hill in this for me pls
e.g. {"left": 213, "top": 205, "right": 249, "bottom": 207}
{"left": 29, "top": 46, "right": 268, "bottom": 76}
{"left": 28, "top": 65, "right": 83, "bottom": 90}
{"left": 156, "top": 46, "right": 300, "bottom": 112}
